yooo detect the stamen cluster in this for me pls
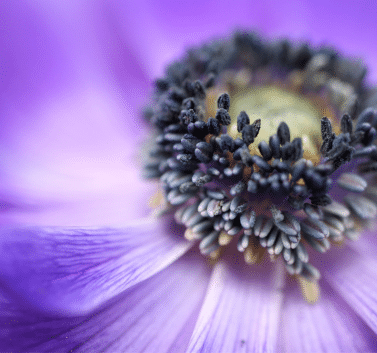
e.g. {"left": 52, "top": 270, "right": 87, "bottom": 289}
{"left": 144, "top": 31, "right": 377, "bottom": 281}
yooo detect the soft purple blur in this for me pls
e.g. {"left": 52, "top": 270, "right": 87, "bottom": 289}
{"left": 1, "top": 0, "right": 377, "bottom": 227}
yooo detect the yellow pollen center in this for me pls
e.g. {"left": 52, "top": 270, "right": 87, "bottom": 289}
{"left": 229, "top": 86, "right": 325, "bottom": 164}
{"left": 206, "top": 79, "right": 339, "bottom": 165}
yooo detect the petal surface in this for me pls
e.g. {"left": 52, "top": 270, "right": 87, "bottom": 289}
{"left": 313, "top": 245, "right": 377, "bottom": 335}
{"left": 1, "top": 252, "right": 211, "bottom": 353}
{"left": 280, "top": 281, "right": 377, "bottom": 352}
{"left": 0, "top": 1, "right": 152, "bottom": 211}
{"left": 301, "top": 0, "right": 377, "bottom": 82}
{"left": 0, "top": 0, "right": 150, "bottom": 141}
{"left": 348, "top": 228, "right": 377, "bottom": 258}
{"left": 0, "top": 169, "right": 157, "bottom": 227}
{"left": 0, "top": 217, "right": 191, "bottom": 315}
{"left": 106, "top": 0, "right": 310, "bottom": 78}
{"left": 186, "top": 258, "right": 284, "bottom": 353}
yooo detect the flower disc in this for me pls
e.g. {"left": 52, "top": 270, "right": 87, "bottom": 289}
{"left": 144, "top": 31, "right": 377, "bottom": 288}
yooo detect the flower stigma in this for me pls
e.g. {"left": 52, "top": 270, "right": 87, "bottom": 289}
{"left": 143, "top": 31, "right": 377, "bottom": 302}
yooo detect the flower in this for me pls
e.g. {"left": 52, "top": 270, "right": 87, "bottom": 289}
{"left": 1, "top": 1, "right": 377, "bottom": 353}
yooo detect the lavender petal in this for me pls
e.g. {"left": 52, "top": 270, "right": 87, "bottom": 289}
{"left": 0, "top": 253, "right": 210, "bottom": 353}
{"left": 0, "top": 217, "right": 191, "bottom": 315}
{"left": 186, "top": 259, "right": 284, "bottom": 353}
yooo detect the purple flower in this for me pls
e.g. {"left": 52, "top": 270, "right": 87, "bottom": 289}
{"left": 1, "top": 1, "right": 377, "bottom": 352}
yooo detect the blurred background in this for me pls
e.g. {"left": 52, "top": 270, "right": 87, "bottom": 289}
{"left": 0, "top": 0, "right": 376, "bottom": 226}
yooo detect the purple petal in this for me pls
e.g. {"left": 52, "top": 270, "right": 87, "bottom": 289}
{"left": 147, "top": 0, "right": 311, "bottom": 41}
{"left": 301, "top": 0, "right": 377, "bottom": 82}
{"left": 0, "top": 217, "right": 191, "bottom": 315}
{"left": 0, "top": 1, "right": 149, "bottom": 139}
{"left": 280, "top": 281, "right": 377, "bottom": 352}
{"left": 186, "top": 258, "right": 284, "bottom": 353}
{"left": 1, "top": 253, "right": 211, "bottom": 353}
{"left": 313, "top": 245, "right": 377, "bottom": 334}
{"left": 0, "top": 167, "right": 157, "bottom": 226}
{"left": 348, "top": 229, "right": 377, "bottom": 258}
{"left": 0, "top": 1, "right": 152, "bottom": 209}
{"left": 107, "top": 0, "right": 377, "bottom": 82}
{"left": 106, "top": 0, "right": 311, "bottom": 77}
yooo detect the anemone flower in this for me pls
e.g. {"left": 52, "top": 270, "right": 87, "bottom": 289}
{"left": 2, "top": 1, "right": 377, "bottom": 353}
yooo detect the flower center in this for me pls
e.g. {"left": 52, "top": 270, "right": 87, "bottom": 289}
{"left": 205, "top": 71, "right": 340, "bottom": 166}
{"left": 143, "top": 31, "right": 377, "bottom": 302}
{"left": 230, "top": 86, "right": 324, "bottom": 163}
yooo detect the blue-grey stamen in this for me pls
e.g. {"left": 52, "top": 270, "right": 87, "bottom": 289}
{"left": 197, "top": 197, "right": 211, "bottom": 214}
{"left": 179, "top": 181, "right": 198, "bottom": 193}
{"left": 266, "top": 227, "right": 279, "bottom": 247}
{"left": 242, "top": 125, "right": 256, "bottom": 146}
{"left": 344, "top": 228, "right": 359, "bottom": 241}
{"left": 270, "top": 205, "right": 284, "bottom": 223}
{"left": 302, "top": 233, "right": 331, "bottom": 253}
{"left": 269, "top": 134, "right": 281, "bottom": 159}
{"left": 228, "top": 225, "right": 242, "bottom": 236}
{"left": 194, "top": 173, "right": 212, "bottom": 186}
{"left": 207, "top": 199, "right": 224, "bottom": 218}
{"left": 353, "top": 145, "right": 377, "bottom": 159}
{"left": 344, "top": 195, "right": 377, "bottom": 219}
{"left": 223, "top": 219, "right": 234, "bottom": 232}
{"left": 296, "top": 243, "right": 310, "bottom": 263}
{"left": 301, "top": 217, "right": 330, "bottom": 239}
{"left": 337, "top": 172, "right": 367, "bottom": 193}
{"left": 181, "top": 203, "right": 201, "bottom": 225}
{"left": 169, "top": 174, "right": 192, "bottom": 188}
{"left": 215, "top": 108, "right": 231, "bottom": 125}
{"left": 322, "top": 201, "right": 351, "bottom": 218}
{"left": 217, "top": 93, "right": 231, "bottom": 111}
{"left": 275, "top": 218, "right": 299, "bottom": 237}
{"left": 230, "top": 181, "right": 247, "bottom": 195}
{"left": 207, "top": 189, "right": 226, "bottom": 200}
{"left": 167, "top": 189, "right": 192, "bottom": 205}
{"left": 283, "top": 247, "right": 295, "bottom": 264}
{"left": 251, "top": 155, "right": 273, "bottom": 172}
{"left": 255, "top": 217, "right": 274, "bottom": 238}
{"left": 269, "top": 235, "right": 284, "bottom": 255}
{"left": 303, "top": 203, "right": 323, "bottom": 220}
{"left": 191, "top": 220, "right": 213, "bottom": 236}
{"left": 323, "top": 216, "right": 345, "bottom": 242}
{"left": 183, "top": 209, "right": 205, "bottom": 229}
{"left": 199, "top": 231, "right": 217, "bottom": 250}
{"left": 258, "top": 140, "right": 273, "bottom": 160}
{"left": 237, "top": 111, "right": 250, "bottom": 132}
{"left": 277, "top": 121, "right": 291, "bottom": 144}
{"left": 221, "top": 200, "right": 231, "bottom": 213}
{"left": 280, "top": 232, "right": 292, "bottom": 249}
{"left": 237, "top": 232, "right": 251, "bottom": 252}
{"left": 340, "top": 114, "right": 353, "bottom": 134}
{"left": 240, "top": 210, "right": 256, "bottom": 229}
